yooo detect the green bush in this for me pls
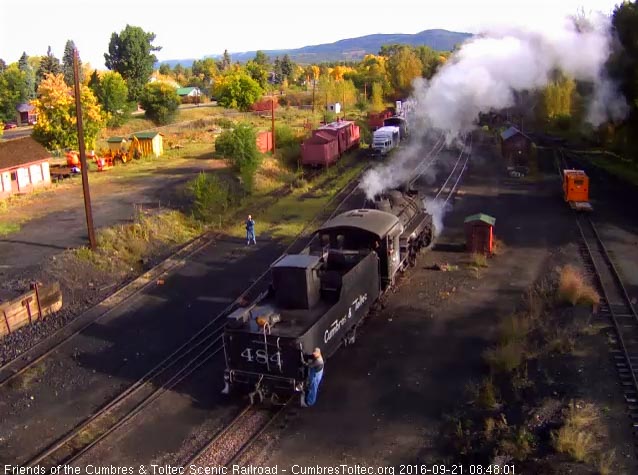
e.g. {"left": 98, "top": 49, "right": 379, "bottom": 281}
{"left": 139, "top": 82, "right": 180, "bottom": 125}
{"left": 214, "top": 122, "right": 262, "bottom": 193}
{"left": 213, "top": 117, "right": 234, "bottom": 129}
{"left": 188, "top": 172, "right": 234, "bottom": 223}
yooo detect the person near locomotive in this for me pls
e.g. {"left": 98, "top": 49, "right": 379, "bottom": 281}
{"left": 301, "top": 348, "right": 324, "bottom": 407}
{"left": 245, "top": 215, "right": 256, "bottom": 245}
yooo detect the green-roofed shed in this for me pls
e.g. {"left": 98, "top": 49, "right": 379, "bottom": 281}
{"left": 464, "top": 213, "right": 495, "bottom": 254}
{"left": 130, "top": 132, "right": 164, "bottom": 157}
{"left": 106, "top": 136, "right": 128, "bottom": 152}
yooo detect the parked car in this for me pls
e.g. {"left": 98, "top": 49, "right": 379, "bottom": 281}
{"left": 3, "top": 122, "right": 17, "bottom": 130}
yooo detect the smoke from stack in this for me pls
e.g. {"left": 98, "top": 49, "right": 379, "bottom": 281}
{"left": 361, "top": 14, "right": 627, "bottom": 200}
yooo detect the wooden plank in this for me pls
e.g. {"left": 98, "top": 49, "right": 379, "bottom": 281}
{"left": 0, "top": 283, "right": 62, "bottom": 339}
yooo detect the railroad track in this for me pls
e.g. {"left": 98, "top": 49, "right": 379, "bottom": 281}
{"left": 558, "top": 146, "right": 638, "bottom": 440}
{"left": 19, "top": 160, "right": 367, "bottom": 469}
{"left": 184, "top": 399, "right": 291, "bottom": 468}
{"left": 575, "top": 216, "right": 638, "bottom": 428}
{"left": 431, "top": 132, "right": 473, "bottom": 203}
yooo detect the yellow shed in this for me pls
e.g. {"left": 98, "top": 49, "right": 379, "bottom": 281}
{"left": 106, "top": 136, "right": 128, "bottom": 152}
{"left": 130, "top": 132, "right": 164, "bottom": 157}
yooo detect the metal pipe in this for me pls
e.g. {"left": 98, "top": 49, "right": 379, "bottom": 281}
{"left": 73, "top": 48, "right": 97, "bottom": 250}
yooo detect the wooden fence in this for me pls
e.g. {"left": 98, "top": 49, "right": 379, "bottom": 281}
{"left": 0, "top": 282, "right": 62, "bottom": 338}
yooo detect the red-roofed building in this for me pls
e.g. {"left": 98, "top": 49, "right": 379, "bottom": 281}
{"left": 0, "top": 137, "right": 52, "bottom": 199}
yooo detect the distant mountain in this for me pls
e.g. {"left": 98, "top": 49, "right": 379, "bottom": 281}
{"left": 159, "top": 29, "right": 472, "bottom": 67}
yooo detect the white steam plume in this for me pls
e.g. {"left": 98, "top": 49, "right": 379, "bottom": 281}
{"left": 360, "top": 14, "right": 627, "bottom": 199}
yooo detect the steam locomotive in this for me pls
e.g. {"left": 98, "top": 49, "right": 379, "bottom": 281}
{"left": 221, "top": 187, "right": 434, "bottom": 403}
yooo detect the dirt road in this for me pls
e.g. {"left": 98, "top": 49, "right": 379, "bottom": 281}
{"left": 0, "top": 157, "right": 225, "bottom": 282}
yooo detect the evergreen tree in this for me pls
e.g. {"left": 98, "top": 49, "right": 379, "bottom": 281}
{"left": 273, "top": 57, "right": 282, "bottom": 84}
{"left": 158, "top": 63, "right": 171, "bottom": 76}
{"left": 18, "top": 52, "right": 36, "bottom": 99}
{"left": 221, "top": 49, "right": 231, "bottom": 71}
{"left": 36, "top": 46, "right": 61, "bottom": 88}
{"left": 0, "top": 59, "right": 6, "bottom": 73}
{"left": 280, "top": 54, "right": 294, "bottom": 83}
{"left": 254, "top": 50, "right": 269, "bottom": 66}
{"left": 62, "top": 40, "right": 83, "bottom": 86}
{"left": 105, "top": 25, "right": 161, "bottom": 101}
{"left": 88, "top": 69, "right": 100, "bottom": 92}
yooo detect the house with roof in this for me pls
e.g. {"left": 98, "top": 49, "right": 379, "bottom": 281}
{"left": 0, "top": 137, "right": 52, "bottom": 199}
{"left": 500, "top": 126, "right": 533, "bottom": 166}
{"left": 16, "top": 103, "right": 37, "bottom": 126}
{"left": 130, "top": 132, "right": 164, "bottom": 157}
{"left": 176, "top": 87, "right": 202, "bottom": 104}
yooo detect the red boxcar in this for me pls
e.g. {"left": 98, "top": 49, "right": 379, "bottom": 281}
{"left": 367, "top": 109, "right": 394, "bottom": 130}
{"left": 301, "top": 120, "right": 360, "bottom": 166}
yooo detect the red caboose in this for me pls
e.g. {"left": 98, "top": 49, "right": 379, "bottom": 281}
{"left": 301, "top": 120, "right": 360, "bottom": 167}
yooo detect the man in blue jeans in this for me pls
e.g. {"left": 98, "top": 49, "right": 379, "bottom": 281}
{"left": 245, "top": 214, "right": 256, "bottom": 245}
{"left": 301, "top": 348, "right": 324, "bottom": 407}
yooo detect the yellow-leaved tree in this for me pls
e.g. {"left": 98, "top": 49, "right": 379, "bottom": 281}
{"left": 32, "top": 73, "right": 105, "bottom": 150}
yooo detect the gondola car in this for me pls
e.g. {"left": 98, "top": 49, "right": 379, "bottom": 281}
{"left": 222, "top": 188, "right": 434, "bottom": 404}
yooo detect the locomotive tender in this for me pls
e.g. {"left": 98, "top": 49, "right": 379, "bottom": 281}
{"left": 222, "top": 188, "right": 434, "bottom": 403}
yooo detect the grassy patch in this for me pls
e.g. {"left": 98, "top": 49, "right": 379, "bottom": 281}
{"left": 582, "top": 151, "right": 638, "bottom": 188}
{"left": 483, "top": 340, "right": 525, "bottom": 374}
{"left": 0, "top": 221, "right": 20, "bottom": 236}
{"left": 469, "top": 252, "right": 488, "bottom": 269}
{"left": 226, "top": 153, "right": 366, "bottom": 242}
{"left": 557, "top": 265, "right": 600, "bottom": 306}
{"left": 552, "top": 401, "right": 600, "bottom": 462}
{"left": 73, "top": 208, "right": 201, "bottom": 272}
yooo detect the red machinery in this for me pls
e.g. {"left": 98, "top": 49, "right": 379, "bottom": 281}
{"left": 301, "top": 120, "right": 360, "bottom": 167}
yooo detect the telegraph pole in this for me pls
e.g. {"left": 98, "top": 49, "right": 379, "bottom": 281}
{"left": 271, "top": 93, "right": 276, "bottom": 155}
{"left": 73, "top": 48, "right": 96, "bottom": 250}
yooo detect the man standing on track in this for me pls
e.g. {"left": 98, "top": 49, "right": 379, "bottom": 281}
{"left": 245, "top": 214, "right": 256, "bottom": 245}
{"left": 301, "top": 348, "right": 324, "bottom": 407}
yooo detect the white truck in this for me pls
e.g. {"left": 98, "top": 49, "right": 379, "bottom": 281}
{"left": 371, "top": 126, "right": 401, "bottom": 157}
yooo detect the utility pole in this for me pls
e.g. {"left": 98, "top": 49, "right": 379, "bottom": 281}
{"left": 271, "top": 93, "right": 276, "bottom": 155}
{"left": 73, "top": 48, "right": 96, "bottom": 250}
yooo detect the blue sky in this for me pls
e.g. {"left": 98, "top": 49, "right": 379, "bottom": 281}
{"left": 0, "top": 0, "right": 622, "bottom": 69}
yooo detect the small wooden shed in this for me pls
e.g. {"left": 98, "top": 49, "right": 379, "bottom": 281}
{"left": 106, "top": 136, "right": 128, "bottom": 152}
{"left": 464, "top": 213, "right": 496, "bottom": 254}
{"left": 130, "top": 132, "right": 164, "bottom": 157}
{"left": 500, "top": 126, "right": 532, "bottom": 167}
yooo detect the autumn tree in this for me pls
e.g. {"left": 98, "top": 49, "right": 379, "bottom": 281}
{"left": 93, "top": 71, "right": 130, "bottom": 126}
{"left": 36, "top": 46, "right": 61, "bottom": 88}
{"left": 386, "top": 46, "right": 423, "bottom": 97}
{"left": 541, "top": 74, "right": 576, "bottom": 121}
{"left": 139, "top": 81, "right": 180, "bottom": 125}
{"left": 32, "top": 73, "right": 105, "bottom": 150}
{"left": 213, "top": 70, "right": 263, "bottom": 111}
{"left": 62, "top": 40, "right": 83, "bottom": 86}
{"left": 370, "top": 82, "right": 384, "bottom": 112}
{"left": 105, "top": 25, "right": 161, "bottom": 101}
